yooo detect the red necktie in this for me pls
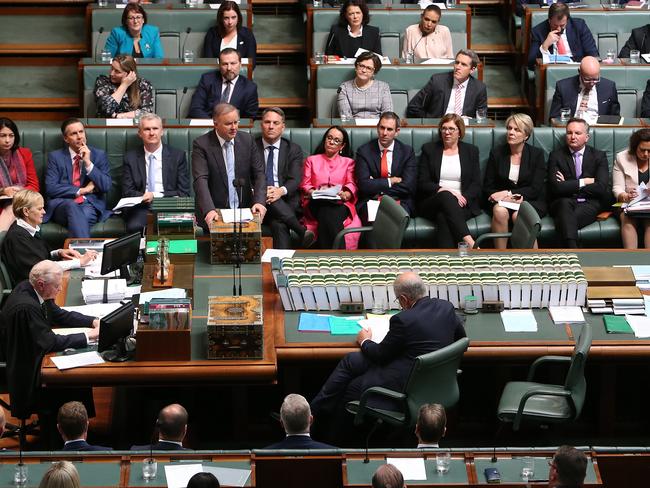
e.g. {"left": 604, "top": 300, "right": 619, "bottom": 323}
{"left": 557, "top": 36, "right": 568, "bottom": 55}
{"left": 72, "top": 155, "right": 84, "bottom": 204}
{"left": 380, "top": 148, "right": 389, "bottom": 178}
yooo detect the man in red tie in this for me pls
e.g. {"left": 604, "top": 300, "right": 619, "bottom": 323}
{"left": 44, "top": 118, "right": 113, "bottom": 238}
{"left": 354, "top": 112, "right": 417, "bottom": 223}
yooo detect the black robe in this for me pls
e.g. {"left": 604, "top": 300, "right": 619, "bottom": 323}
{"left": 1, "top": 221, "right": 53, "bottom": 284}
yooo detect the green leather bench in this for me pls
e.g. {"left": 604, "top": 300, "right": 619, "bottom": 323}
{"left": 20, "top": 125, "right": 628, "bottom": 249}
{"left": 309, "top": 7, "right": 470, "bottom": 59}
{"left": 91, "top": 5, "right": 251, "bottom": 60}
{"left": 82, "top": 62, "right": 249, "bottom": 119}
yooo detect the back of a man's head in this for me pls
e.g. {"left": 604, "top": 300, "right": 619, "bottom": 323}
{"left": 57, "top": 401, "right": 89, "bottom": 441}
{"left": 280, "top": 394, "right": 311, "bottom": 435}
{"left": 372, "top": 464, "right": 405, "bottom": 488}
{"left": 415, "top": 403, "right": 446, "bottom": 444}
{"left": 551, "top": 445, "right": 587, "bottom": 487}
{"left": 157, "top": 404, "right": 188, "bottom": 442}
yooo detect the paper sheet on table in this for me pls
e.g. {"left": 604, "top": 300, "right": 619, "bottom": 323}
{"left": 189, "top": 119, "right": 214, "bottom": 126}
{"left": 626, "top": 182, "right": 649, "bottom": 207}
{"left": 164, "top": 464, "right": 204, "bottom": 488}
{"left": 139, "top": 288, "right": 187, "bottom": 304}
{"left": 500, "top": 309, "right": 537, "bottom": 332}
{"left": 84, "top": 253, "right": 120, "bottom": 279}
{"left": 54, "top": 327, "right": 94, "bottom": 337}
{"left": 629, "top": 265, "right": 650, "bottom": 281}
{"left": 329, "top": 315, "right": 363, "bottom": 335}
{"left": 542, "top": 53, "right": 575, "bottom": 64}
{"left": 202, "top": 467, "right": 250, "bottom": 487}
{"left": 498, "top": 200, "right": 521, "bottom": 211}
{"left": 359, "top": 313, "right": 392, "bottom": 343}
{"left": 261, "top": 249, "right": 295, "bottom": 263}
{"left": 642, "top": 54, "right": 650, "bottom": 63}
{"left": 298, "top": 313, "right": 332, "bottom": 332}
{"left": 355, "top": 118, "right": 380, "bottom": 126}
{"left": 62, "top": 302, "right": 124, "bottom": 318}
{"left": 367, "top": 199, "right": 380, "bottom": 222}
{"left": 645, "top": 296, "right": 650, "bottom": 316}
{"left": 548, "top": 306, "right": 585, "bottom": 324}
{"left": 420, "top": 57, "right": 454, "bottom": 64}
{"left": 112, "top": 196, "right": 144, "bottom": 212}
{"left": 51, "top": 351, "right": 105, "bottom": 370}
{"left": 220, "top": 208, "right": 254, "bottom": 223}
{"left": 386, "top": 458, "right": 427, "bottom": 481}
{"left": 105, "top": 119, "right": 134, "bottom": 126}
{"left": 418, "top": 0, "right": 446, "bottom": 9}
{"left": 625, "top": 315, "right": 650, "bottom": 338}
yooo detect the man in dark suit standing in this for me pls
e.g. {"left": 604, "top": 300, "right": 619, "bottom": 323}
{"left": 548, "top": 118, "right": 609, "bottom": 248}
{"left": 44, "top": 118, "right": 113, "bottom": 238}
{"left": 406, "top": 49, "right": 487, "bottom": 119}
{"left": 548, "top": 56, "right": 620, "bottom": 122}
{"left": 355, "top": 112, "right": 417, "bottom": 220}
{"left": 58, "top": 401, "right": 112, "bottom": 451}
{"left": 528, "top": 3, "right": 598, "bottom": 69}
{"left": 120, "top": 114, "right": 190, "bottom": 234}
{"left": 131, "top": 403, "right": 190, "bottom": 450}
{"left": 265, "top": 394, "right": 334, "bottom": 449}
{"left": 255, "top": 107, "right": 314, "bottom": 249}
{"left": 192, "top": 103, "right": 267, "bottom": 230}
{"left": 618, "top": 24, "right": 650, "bottom": 58}
{"left": 311, "top": 272, "right": 466, "bottom": 420}
{"left": 189, "top": 48, "right": 259, "bottom": 119}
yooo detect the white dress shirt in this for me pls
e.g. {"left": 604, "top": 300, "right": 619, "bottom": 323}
{"left": 439, "top": 154, "right": 462, "bottom": 191}
{"left": 220, "top": 35, "right": 238, "bottom": 52}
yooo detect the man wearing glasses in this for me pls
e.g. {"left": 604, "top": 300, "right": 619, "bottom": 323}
{"left": 548, "top": 446, "right": 587, "bottom": 488}
{"left": 548, "top": 56, "right": 620, "bottom": 124}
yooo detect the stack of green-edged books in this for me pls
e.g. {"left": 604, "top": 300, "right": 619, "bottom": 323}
{"left": 156, "top": 212, "right": 196, "bottom": 239}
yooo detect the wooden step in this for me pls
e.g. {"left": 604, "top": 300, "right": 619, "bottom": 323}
{"left": 257, "top": 43, "right": 304, "bottom": 54}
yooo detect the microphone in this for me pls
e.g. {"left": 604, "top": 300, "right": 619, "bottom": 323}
{"left": 325, "top": 29, "right": 337, "bottom": 56}
{"left": 331, "top": 86, "right": 342, "bottom": 123}
{"left": 178, "top": 87, "right": 188, "bottom": 119}
{"left": 95, "top": 27, "right": 105, "bottom": 61}
{"left": 181, "top": 27, "right": 192, "bottom": 59}
{"left": 410, "top": 34, "right": 426, "bottom": 59}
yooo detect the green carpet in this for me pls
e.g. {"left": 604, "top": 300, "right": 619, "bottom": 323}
{"left": 484, "top": 65, "right": 524, "bottom": 99}
{"left": 471, "top": 15, "right": 510, "bottom": 46}
{"left": 0, "top": 15, "right": 86, "bottom": 45}
{"left": 0, "top": 66, "right": 78, "bottom": 98}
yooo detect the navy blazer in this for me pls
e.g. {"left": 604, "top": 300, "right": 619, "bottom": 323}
{"left": 130, "top": 441, "right": 189, "bottom": 451}
{"left": 528, "top": 17, "right": 598, "bottom": 69}
{"left": 44, "top": 146, "right": 113, "bottom": 224}
{"left": 63, "top": 440, "right": 112, "bottom": 451}
{"left": 483, "top": 143, "right": 548, "bottom": 217}
{"left": 406, "top": 72, "right": 488, "bottom": 119}
{"left": 188, "top": 72, "right": 259, "bottom": 119}
{"left": 618, "top": 24, "right": 650, "bottom": 58}
{"left": 417, "top": 140, "right": 482, "bottom": 217}
{"left": 203, "top": 26, "right": 257, "bottom": 66}
{"left": 642, "top": 80, "right": 650, "bottom": 118}
{"left": 265, "top": 435, "right": 335, "bottom": 450}
{"left": 254, "top": 137, "right": 304, "bottom": 210}
{"left": 355, "top": 138, "right": 417, "bottom": 216}
{"left": 548, "top": 75, "right": 619, "bottom": 121}
{"left": 121, "top": 145, "right": 190, "bottom": 198}
{"left": 325, "top": 24, "right": 382, "bottom": 58}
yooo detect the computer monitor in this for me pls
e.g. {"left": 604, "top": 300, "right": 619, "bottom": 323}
{"left": 98, "top": 301, "right": 135, "bottom": 362}
{"left": 101, "top": 232, "right": 141, "bottom": 281}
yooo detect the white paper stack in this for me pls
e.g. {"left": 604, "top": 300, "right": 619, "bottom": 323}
{"left": 81, "top": 279, "right": 127, "bottom": 304}
{"left": 311, "top": 185, "right": 342, "bottom": 200}
{"left": 548, "top": 306, "right": 585, "bottom": 324}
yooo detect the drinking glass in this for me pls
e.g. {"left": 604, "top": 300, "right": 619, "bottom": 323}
{"left": 458, "top": 242, "right": 469, "bottom": 257}
{"left": 183, "top": 48, "right": 195, "bottom": 64}
{"left": 14, "top": 464, "right": 28, "bottom": 485}
{"left": 605, "top": 49, "right": 616, "bottom": 63}
{"left": 475, "top": 108, "right": 487, "bottom": 124}
{"left": 313, "top": 0, "right": 322, "bottom": 7}
{"left": 100, "top": 49, "right": 112, "bottom": 63}
{"left": 464, "top": 296, "right": 478, "bottom": 314}
{"left": 97, "top": 0, "right": 108, "bottom": 7}
{"left": 560, "top": 108, "right": 571, "bottom": 122}
{"left": 314, "top": 52, "right": 325, "bottom": 64}
{"left": 142, "top": 458, "right": 157, "bottom": 481}
{"left": 630, "top": 50, "right": 641, "bottom": 64}
{"left": 372, "top": 297, "right": 387, "bottom": 314}
{"left": 405, "top": 51, "right": 415, "bottom": 64}
{"left": 521, "top": 457, "right": 535, "bottom": 479}
{"left": 436, "top": 452, "right": 451, "bottom": 474}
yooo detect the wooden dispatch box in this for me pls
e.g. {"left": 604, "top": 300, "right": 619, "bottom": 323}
{"left": 209, "top": 213, "right": 261, "bottom": 264}
{"left": 206, "top": 295, "right": 263, "bottom": 360}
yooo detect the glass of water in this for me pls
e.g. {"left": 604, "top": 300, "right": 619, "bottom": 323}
{"left": 560, "top": 107, "right": 571, "bottom": 122}
{"left": 314, "top": 51, "right": 325, "bottom": 64}
{"left": 521, "top": 457, "right": 535, "bottom": 479}
{"left": 14, "top": 464, "right": 28, "bottom": 485}
{"left": 313, "top": 0, "right": 322, "bottom": 7}
{"left": 630, "top": 49, "right": 641, "bottom": 64}
{"left": 475, "top": 108, "right": 487, "bottom": 124}
{"left": 97, "top": 0, "right": 108, "bottom": 7}
{"left": 183, "top": 48, "right": 195, "bottom": 64}
{"left": 447, "top": 0, "right": 456, "bottom": 7}
{"left": 405, "top": 51, "right": 415, "bottom": 64}
{"left": 100, "top": 49, "right": 112, "bottom": 63}
{"left": 605, "top": 49, "right": 616, "bottom": 63}
{"left": 372, "top": 297, "right": 387, "bottom": 314}
{"left": 458, "top": 241, "right": 469, "bottom": 257}
{"left": 142, "top": 458, "right": 157, "bottom": 481}
{"left": 186, "top": 0, "right": 198, "bottom": 7}
{"left": 436, "top": 452, "right": 451, "bottom": 474}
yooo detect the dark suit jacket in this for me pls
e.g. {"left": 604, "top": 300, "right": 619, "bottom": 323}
{"left": 618, "top": 24, "right": 650, "bottom": 58}
{"left": 63, "top": 440, "right": 113, "bottom": 451}
{"left": 355, "top": 138, "right": 417, "bottom": 216}
{"left": 547, "top": 144, "right": 609, "bottom": 209}
{"left": 483, "top": 143, "right": 548, "bottom": 217}
{"left": 121, "top": 145, "right": 190, "bottom": 198}
{"left": 254, "top": 136, "right": 304, "bottom": 210}
{"left": 192, "top": 130, "right": 266, "bottom": 221}
{"left": 203, "top": 26, "right": 258, "bottom": 66}
{"left": 44, "top": 146, "right": 113, "bottom": 223}
{"left": 548, "top": 75, "right": 620, "bottom": 121}
{"left": 417, "top": 140, "right": 482, "bottom": 217}
{"left": 642, "top": 79, "right": 650, "bottom": 118}
{"left": 130, "top": 440, "right": 189, "bottom": 451}
{"left": 528, "top": 17, "right": 598, "bottom": 69}
{"left": 188, "top": 72, "right": 259, "bottom": 119}
{"left": 360, "top": 297, "right": 466, "bottom": 393}
{"left": 265, "top": 435, "right": 335, "bottom": 450}
{"left": 406, "top": 72, "right": 488, "bottom": 119}
{"left": 325, "top": 24, "right": 382, "bottom": 58}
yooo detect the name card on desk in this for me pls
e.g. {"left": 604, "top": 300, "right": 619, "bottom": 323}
{"left": 105, "top": 118, "right": 135, "bottom": 126}
{"left": 189, "top": 119, "right": 214, "bottom": 126}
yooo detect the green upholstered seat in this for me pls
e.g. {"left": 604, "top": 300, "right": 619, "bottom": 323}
{"left": 474, "top": 201, "right": 541, "bottom": 249}
{"left": 497, "top": 324, "right": 592, "bottom": 431}
{"left": 346, "top": 337, "right": 469, "bottom": 428}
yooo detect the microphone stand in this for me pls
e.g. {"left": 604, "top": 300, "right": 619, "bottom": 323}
{"left": 232, "top": 181, "right": 238, "bottom": 296}
{"left": 237, "top": 179, "right": 244, "bottom": 296}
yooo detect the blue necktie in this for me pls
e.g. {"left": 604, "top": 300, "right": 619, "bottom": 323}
{"left": 224, "top": 140, "right": 238, "bottom": 208}
{"left": 147, "top": 154, "right": 156, "bottom": 193}
{"left": 266, "top": 146, "right": 275, "bottom": 186}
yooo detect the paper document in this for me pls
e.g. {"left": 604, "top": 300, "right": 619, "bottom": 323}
{"left": 548, "top": 306, "right": 585, "bottom": 324}
{"left": 418, "top": 1, "right": 447, "bottom": 9}
{"left": 69, "top": 239, "right": 112, "bottom": 251}
{"left": 164, "top": 464, "right": 204, "bottom": 488}
{"left": 261, "top": 249, "right": 295, "bottom": 263}
{"left": 202, "top": 467, "right": 251, "bottom": 487}
{"left": 624, "top": 182, "right": 649, "bottom": 207}
{"left": 51, "top": 351, "right": 105, "bottom": 370}
{"left": 105, "top": 119, "right": 134, "bottom": 126}
{"left": 642, "top": 54, "right": 650, "bottom": 63}
{"left": 298, "top": 313, "right": 331, "bottom": 332}
{"left": 81, "top": 278, "right": 127, "bottom": 304}
{"left": 189, "top": 119, "right": 214, "bottom": 126}
{"left": 54, "top": 327, "right": 94, "bottom": 337}
{"left": 500, "top": 310, "right": 538, "bottom": 332}
{"left": 625, "top": 315, "right": 650, "bottom": 338}
{"left": 62, "top": 302, "right": 124, "bottom": 318}
{"left": 139, "top": 288, "right": 187, "bottom": 304}
{"left": 367, "top": 199, "right": 380, "bottom": 222}
{"left": 220, "top": 208, "right": 254, "bottom": 223}
{"left": 312, "top": 185, "right": 342, "bottom": 200}
{"left": 385, "top": 458, "right": 427, "bottom": 481}
{"left": 84, "top": 253, "right": 120, "bottom": 279}
{"left": 355, "top": 118, "right": 380, "bottom": 126}
{"left": 542, "top": 53, "right": 574, "bottom": 64}
{"left": 112, "top": 196, "right": 144, "bottom": 212}
{"left": 359, "top": 313, "right": 392, "bottom": 343}
{"left": 498, "top": 200, "right": 521, "bottom": 211}
{"left": 329, "top": 316, "right": 363, "bottom": 335}
{"left": 420, "top": 57, "right": 454, "bottom": 64}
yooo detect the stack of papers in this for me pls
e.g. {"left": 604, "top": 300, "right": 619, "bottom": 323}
{"left": 548, "top": 306, "right": 585, "bottom": 324}
{"left": 81, "top": 279, "right": 127, "bottom": 304}
{"left": 62, "top": 302, "right": 125, "bottom": 318}
{"left": 138, "top": 287, "right": 187, "bottom": 305}
{"left": 631, "top": 265, "right": 650, "bottom": 290}
{"left": 500, "top": 309, "right": 538, "bottom": 332}
{"left": 625, "top": 315, "right": 650, "bottom": 338}
{"left": 298, "top": 313, "right": 332, "bottom": 332}
{"left": 220, "top": 208, "right": 254, "bottom": 223}
{"left": 311, "top": 185, "right": 342, "bottom": 200}
{"left": 358, "top": 313, "right": 391, "bottom": 343}
{"left": 51, "top": 351, "right": 105, "bottom": 370}
{"left": 84, "top": 253, "right": 119, "bottom": 279}
{"left": 112, "top": 196, "right": 144, "bottom": 212}
{"left": 329, "top": 316, "right": 363, "bottom": 335}
{"left": 385, "top": 458, "right": 427, "bottom": 481}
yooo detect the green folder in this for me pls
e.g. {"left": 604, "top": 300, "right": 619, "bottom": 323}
{"left": 329, "top": 316, "right": 363, "bottom": 335}
{"left": 146, "top": 239, "right": 198, "bottom": 254}
{"left": 603, "top": 315, "right": 633, "bottom": 334}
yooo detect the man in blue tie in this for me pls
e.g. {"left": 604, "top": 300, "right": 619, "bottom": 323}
{"left": 121, "top": 113, "right": 191, "bottom": 234}
{"left": 547, "top": 117, "right": 609, "bottom": 248}
{"left": 192, "top": 103, "right": 267, "bottom": 231}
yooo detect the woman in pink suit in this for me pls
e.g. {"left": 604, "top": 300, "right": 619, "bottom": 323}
{"left": 300, "top": 126, "right": 361, "bottom": 249}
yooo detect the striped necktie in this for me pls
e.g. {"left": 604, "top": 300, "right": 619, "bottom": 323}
{"left": 454, "top": 82, "right": 463, "bottom": 116}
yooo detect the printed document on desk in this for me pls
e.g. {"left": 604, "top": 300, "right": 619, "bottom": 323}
{"left": 220, "top": 208, "right": 254, "bottom": 223}
{"left": 625, "top": 315, "right": 650, "bottom": 338}
{"left": 386, "top": 458, "right": 426, "bottom": 481}
{"left": 500, "top": 309, "right": 537, "bottom": 332}
{"left": 51, "top": 351, "right": 105, "bottom": 370}
{"left": 63, "top": 302, "right": 124, "bottom": 318}
{"left": 164, "top": 464, "right": 203, "bottom": 488}
{"left": 548, "top": 306, "right": 585, "bottom": 324}
{"left": 359, "top": 313, "right": 392, "bottom": 343}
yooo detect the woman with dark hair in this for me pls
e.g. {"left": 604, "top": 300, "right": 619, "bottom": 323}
{"left": 417, "top": 114, "right": 481, "bottom": 249}
{"left": 203, "top": 1, "right": 257, "bottom": 66}
{"left": 0, "top": 118, "right": 39, "bottom": 231}
{"left": 187, "top": 473, "right": 220, "bottom": 488}
{"left": 325, "top": 0, "right": 381, "bottom": 59}
{"left": 104, "top": 3, "right": 164, "bottom": 58}
{"left": 483, "top": 113, "right": 546, "bottom": 248}
{"left": 337, "top": 52, "right": 392, "bottom": 120}
{"left": 94, "top": 54, "right": 154, "bottom": 119}
{"left": 300, "top": 126, "right": 362, "bottom": 249}
{"left": 613, "top": 128, "right": 650, "bottom": 248}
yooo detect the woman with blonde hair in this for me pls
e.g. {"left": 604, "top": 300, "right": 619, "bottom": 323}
{"left": 94, "top": 54, "right": 154, "bottom": 119}
{"left": 38, "top": 461, "right": 80, "bottom": 488}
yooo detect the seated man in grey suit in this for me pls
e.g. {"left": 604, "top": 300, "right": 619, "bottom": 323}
{"left": 406, "top": 49, "right": 487, "bottom": 118}
{"left": 131, "top": 404, "right": 190, "bottom": 450}
{"left": 265, "top": 394, "right": 334, "bottom": 449}
{"left": 121, "top": 114, "right": 190, "bottom": 234}
{"left": 58, "top": 401, "right": 112, "bottom": 451}
{"left": 255, "top": 107, "right": 314, "bottom": 249}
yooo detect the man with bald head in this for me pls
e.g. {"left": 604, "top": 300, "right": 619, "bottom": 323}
{"left": 131, "top": 403, "right": 190, "bottom": 450}
{"left": 548, "top": 56, "right": 620, "bottom": 123}
{"left": 372, "top": 464, "right": 406, "bottom": 488}
{"left": 311, "top": 272, "right": 466, "bottom": 422}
